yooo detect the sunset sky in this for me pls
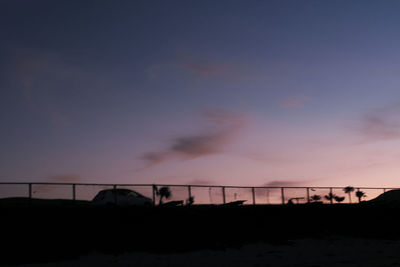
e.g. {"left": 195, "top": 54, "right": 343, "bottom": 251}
{"left": 2, "top": 0, "right": 400, "bottom": 187}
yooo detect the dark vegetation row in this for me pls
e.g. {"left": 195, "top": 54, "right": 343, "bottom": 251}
{"left": 1, "top": 199, "right": 400, "bottom": 265}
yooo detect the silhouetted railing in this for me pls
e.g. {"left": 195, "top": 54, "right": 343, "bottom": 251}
{"left": 0, "top": 182, "right": 398, "bottom": 205}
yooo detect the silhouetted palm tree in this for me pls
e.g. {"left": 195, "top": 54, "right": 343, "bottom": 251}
{"left": 343, "top": 186, "right": 355, "bottom": 203}
{"left": 355, "top": 190, "right": 366, "bottom": 203}
{"left": 334, "top": 196, "right": 345, "bottom": 203}
{"left": 157, "top": 186, "right": 172, "bottom": 205}
{"left": 310, "top": 194, "right": 321, "bottom": 202}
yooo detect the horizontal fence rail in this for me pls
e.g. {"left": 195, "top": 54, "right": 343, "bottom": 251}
{"left": 0, "top": 182, "right": 398, "bottom": 206}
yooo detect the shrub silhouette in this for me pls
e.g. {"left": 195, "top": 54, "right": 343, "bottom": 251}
{"left": 343, "top": 186, "right": 355, "bottom": 203}
{"left": 324, "top": 192, "right": 337, "bottom": 203}
{"left": 186, "top": 196, "right": 194, "bottom": 206}
{"left": 325, "top": 193, "right": 346, "bottom": 203}
{"left": 310, "top": 194, "right": 322, "bottom": 202}
{"left": 156, "top": 186, "right": 172, "bottom": 205}
{"left": 334, "top": 196, "right": 345, "bottom": 203}
{"left": 355, "top": 190, "right": 366, "bottom": 203}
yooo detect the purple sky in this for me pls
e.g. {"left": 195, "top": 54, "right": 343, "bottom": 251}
{"left": 2, "top": 0, "right": 400, "bottom": 187}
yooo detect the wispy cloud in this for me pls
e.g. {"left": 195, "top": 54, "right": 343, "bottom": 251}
{"left": 140, "top": 109, "right": 248, "bottom": 168}
{"left": 189, "top": 179, "right": 217, "bottom": 185}
{"left": 146, "top": 49, "right": 259, "bottom": 82}
{"left": 46, "top": 174, "right": 83, "bottom": 183}
{"left": 31, "top": 174, "right": 83, "bottom": 194}
{"left": 183, "top": 63, "right": 219, "bottom": 75}
{"left": 5, "top": 45, "right": 79, "bottom": 127}
{"left": 254, "top": 180, "right": 310, "bottom": 198}
{"left": 179, "top": 51, "right": 230, "bottom": 77}
{"left": 141, "top": 151, "right": 171, "bottom": 166}
{"left": 261, "top": 180, "right": 308, "bottom": 187}
{"left": 146, "top": 61, "right": 238, "bottom": 80}
{"left": 278, "top": 95, "right": 309, "bottom": 109}
{"left": 355, "top": 103, "right": 400, "bottom": 143}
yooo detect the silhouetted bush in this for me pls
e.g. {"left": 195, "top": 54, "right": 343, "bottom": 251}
{"left": 334, "top": 196, "right": 345, "bottom": 203}
{"left": 186, "top": 196, "right": 194, "bottom": 206}
{"left": 324, "top": 192, "right": 336, "bottom": 202}
{"left": 310, "top": 194, "right": 321, "bottom": 202}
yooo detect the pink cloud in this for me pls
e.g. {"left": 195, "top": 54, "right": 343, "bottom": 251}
{"left": 7, "top": 46, "right": 75, "bottom": 127}
{"left": 184, "top": 63, "right": 218, "bottom": 74}
{"left": 140, "top": 109, "right": 248, "bottom": 168}
{"left": 46, "top": 174, "right": 83, "bottom": 183}
{"left": 355, "top": 103, "right": 400, "bottom": 142}
{"left": 261, "top": 180, "right": 308, "bottom": 187}
{"left": 278, "top": 95, "right": 309, "bottom": 109}
{"left": 183, "top": 63, "right": 218, "bottom": 75}
{"left": 189, "top": 179, "right": 217, "bottom": 185}
{"left": 31, "top": 174, "right": 83, "bottom": 194}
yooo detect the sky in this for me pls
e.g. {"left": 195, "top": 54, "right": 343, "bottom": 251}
{"left": 2, "top": 0, "right": 400, "bottom": 187}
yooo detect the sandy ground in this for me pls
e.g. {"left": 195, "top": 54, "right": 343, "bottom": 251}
{"left": 10, "top": 237, "right": 400, "bottom": 267}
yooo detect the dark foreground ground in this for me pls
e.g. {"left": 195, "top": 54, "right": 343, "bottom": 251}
{"left": 2, "top": 198, "right": 400, "bottom": 266}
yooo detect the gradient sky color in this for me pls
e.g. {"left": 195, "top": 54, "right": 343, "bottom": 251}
{"left": 2, "top": 0, "right": 400, "bottom": 187}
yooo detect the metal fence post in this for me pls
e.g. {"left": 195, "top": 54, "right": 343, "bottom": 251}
{"left": 113, "top": 184, "right": 117, "bottom": 204}
{"left": 306, "top": 187, "right": 310, "bottom": 203}
{"left": 188, "top": 185, "right": 192, "bottom": 201}
{"left": 329, "top": 187, "right": 333, "bottom": 204}
{"left": 72, "top": 184, "right": 76, "bottom": 201}
{"left": 252, "top": 187, "right": 256, "bottom": 205}
{"left": 222, "top": 186, "right": 226, "bottom": 204}
{"left": 152, "top": 185, "right": 156, "bottom": 206}
{"left": 281, "top": 187, "right": 285, "bottom": 205}
{"left": 28, "top": 183, "right": 32, "bottom": 199}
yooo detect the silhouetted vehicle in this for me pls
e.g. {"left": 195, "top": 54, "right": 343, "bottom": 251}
{"left": 221, "top": 200, "right": 246, "bottom": 206}
{"left": 161, "top": 200, "right": 184, "bottom": 207}
{"left": 288, "top": 197, "right": 304, "bottom": 204}
{"left": 92, "top": 189, "right": 153, "bottom": 206}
